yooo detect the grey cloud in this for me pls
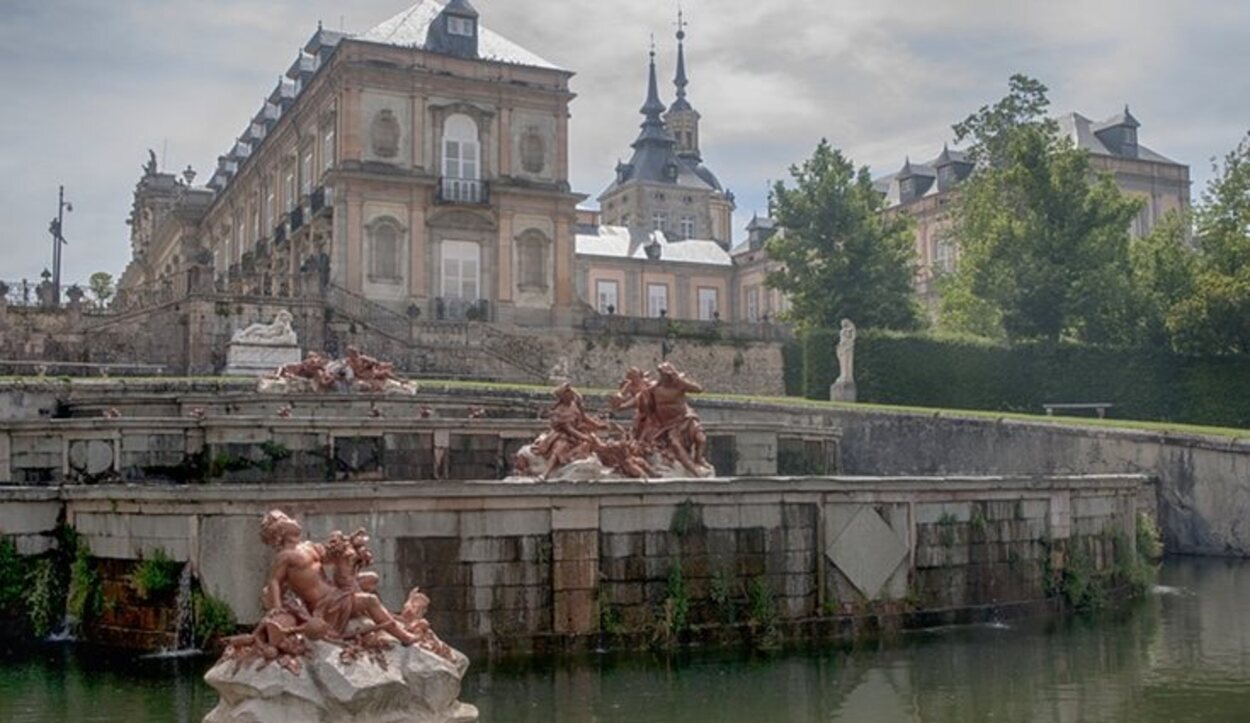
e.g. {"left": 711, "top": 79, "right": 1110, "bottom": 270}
{"left": 1, "top": 0, "right": 1246, "bottom": 282}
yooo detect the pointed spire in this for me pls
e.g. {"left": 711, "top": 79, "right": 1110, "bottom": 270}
{"left": 671, "top": 8, "right": 692, "bottom": 112}
{"left": 641, "top": 38, "right": 665, "bottom": 119}
{"left": 633, "top": 41, "right": 674, "bottom": 147}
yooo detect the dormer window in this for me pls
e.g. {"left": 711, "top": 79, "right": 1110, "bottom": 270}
{"left": 448, "top": 16, "right": 475, "bottom": 37}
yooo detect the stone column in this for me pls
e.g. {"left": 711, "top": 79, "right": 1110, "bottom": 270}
{"left": 551, "top": 497, "right": 599, "bottom": 635}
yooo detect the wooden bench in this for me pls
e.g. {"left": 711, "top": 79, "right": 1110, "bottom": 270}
{"left": 1042, "top": 402, "right": 1113, "bottom": 419}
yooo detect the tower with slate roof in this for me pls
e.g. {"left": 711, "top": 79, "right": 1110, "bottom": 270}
{"left": 597, "top": 13, "right": 735, "bottom": 249}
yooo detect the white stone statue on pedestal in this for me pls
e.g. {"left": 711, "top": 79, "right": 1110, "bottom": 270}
{"left": 830, "top": 318, "right": 857, "bottom": 402}
{"left": 225, "top": 310, "right": 302, "bottom": 377}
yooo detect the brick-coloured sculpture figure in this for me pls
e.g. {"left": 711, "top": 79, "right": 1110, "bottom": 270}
{"left": 204, "top": 510, "right": 477, "bottom": 722}
{"left": 512, "top": 362, "right": 713, "bottom": 481}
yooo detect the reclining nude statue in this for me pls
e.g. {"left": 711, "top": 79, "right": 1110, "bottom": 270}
{"left": 203, "top": 510, "right": 476, "bottom": 723}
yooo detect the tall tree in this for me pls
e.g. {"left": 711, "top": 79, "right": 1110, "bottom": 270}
{"left": 765, "top": 139, "right": 921, "bottom": 331}
{"left": 88, "top": 271, "right": 114, "bottom": 307}
{"left": 1129, "top": 211, "right": 1196, "bottom": 346}
{"left": 1167, "top": 132, "right": 1250, "bottom": 354}
{"left": 940, "top": 76, "right": 1143, "bottom": 344}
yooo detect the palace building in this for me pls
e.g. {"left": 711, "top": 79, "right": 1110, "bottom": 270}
{"left": 121, "top": 0, "right": 582, "bottom": 327}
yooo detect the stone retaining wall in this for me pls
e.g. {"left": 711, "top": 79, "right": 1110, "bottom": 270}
{"left": 0, "top": 476, "right": 1149, "bottom": 651}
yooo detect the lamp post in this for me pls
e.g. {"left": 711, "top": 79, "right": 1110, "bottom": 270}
{"left": 48, "top": 185, "right": 72, "bottom": 306}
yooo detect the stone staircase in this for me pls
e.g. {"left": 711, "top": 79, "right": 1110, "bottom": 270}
{"left": 322, "top": 283, "right": 550, "bottom": 383}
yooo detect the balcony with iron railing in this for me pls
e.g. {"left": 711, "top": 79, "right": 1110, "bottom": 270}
{"left": 436, "top": 178, "right": 489, "bottom": 205}
{"left": 435, "top": 296, "right": 491, "bottom": 322}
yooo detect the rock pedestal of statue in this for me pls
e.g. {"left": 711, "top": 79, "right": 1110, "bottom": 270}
{"left": 830, "top": 379, "right": 857, "bottom": 403}
{"left": 225, "top": 342, "right": 302, "bottom": 377}
{"left": 204, "top": 639, "right": 478, "bottom": 723}
{"left": 225, "top": 311, "right": 301, "bottom": 377}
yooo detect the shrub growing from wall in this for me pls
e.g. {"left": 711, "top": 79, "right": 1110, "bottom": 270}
{"left": 800, "top": 329, "right": 1250, "bottom": 428}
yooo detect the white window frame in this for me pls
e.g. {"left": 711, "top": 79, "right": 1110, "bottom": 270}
{"left": 284, "top": 168, "right": 296, "bottom": 211}
{"left": 697, "top": 287, "right": 718, "bottom": 321}
{"left": 441, "top": 240, "right": 480, "bottom": 301}
{"left": 680, "top": 216, "right": 695, "bottom": 240}
{"left": 652, "top": 213, "right": 667, "bottom": 233}
{"left": 301, "top": 149, "right": 313, "bottom": 195}
{"left": 322, "top": 127, "right": 336, "bottom": 173}
{"left": 746, "top": 287, "right": 760, "bottom": 322}
{"left": 647, "top": 283, "right": 669, "bottom": 318}
{"left": 596, "top": 280, "right": 619, "bottom": 314}
{"left": 448, "top": 16, "right": 475, "bottom": 36}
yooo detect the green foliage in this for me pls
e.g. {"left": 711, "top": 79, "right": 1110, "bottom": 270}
{"left": 1130, "top": 212, "right": 1198, "bottom": 346}
{"left": 129, "top": 548, "right": 182, "bottom": 600}
{"left": 193, "top": 589, "right": 237, "bottom": 648}
{"left": 765, "top": 139, "right": 922, "bottom": 332}
{"left": 599, "top": 603, "right": 623, "bottom": 636}
{"left": 1164, "top": 132, "right": 1250, "bottom": 354}
{"left": 88, "top": 271, "right": 115, "bottom": 306}
{"left": 1113, "top": 529, "right": 1154, "bottom": 597}
{"left": 67, "top": 542, "right": 102, "bottom": 623}
{"left": 669, "top": 500, "right": 703, "bottom": 538}
{"left": 801, "top": 328, "right": 840, "bottom": 400}
{"left": 952, "top": 73, "right": 1054, "bottom": 168}
{"left": 746, "top": 577, "right": 779, "bottom": 648}
{"left": 0, "top": 536, "right": 25, "bottom": 612}
{"left": 653, "top": 562, "right": 690, "bottom": 648}
{"left": 709, "top": 569, "right": 738, "bottom": 627}
{"left": 781, "top": 338, "right": 804, "bottom": 396}
{"left": 1136, "top": 512, "right": 1163, "bottom": 561}
{"left": 665, "top": 563, "right": 689, "bottom": 633}
{"left": 798, "top": 328, "right": 1250, "bottom": 428}
{"left": 25, "top": 558, "right": 62, "bottom": 637}
{"left": 1059, "top": 540, "right": 1106, "bottom": 611}
{"left": 945, "top": 75, "right": 1143, "bottom": 345}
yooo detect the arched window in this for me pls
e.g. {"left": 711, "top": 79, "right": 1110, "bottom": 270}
{"left": 442, "top": 114, "right": 479, "bottom": 181}
{"left": 516, "top": 230, "right": 549, "bottom": 291}
{"left": 367, "top": 216, "right": 404, "bottom": 283}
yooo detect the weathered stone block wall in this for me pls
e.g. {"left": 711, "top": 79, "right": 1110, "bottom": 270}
{"left": 0, "top": 476, "right": 1145, "bottom": 652}
{"left": 829, "top": 407, "right": 1249, "bottom": 556}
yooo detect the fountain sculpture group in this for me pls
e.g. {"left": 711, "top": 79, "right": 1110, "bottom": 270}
{"left": 258, "top": 346, "right": 420, "bottom": 396}
{"left": 511, "top": 361, "right": 714, "bottom": 481}
{"left": 203, "top": 360, "right": 712, "bottom": 720}
{"left": 203, "top": 511, "right": 476, "bottom": 723}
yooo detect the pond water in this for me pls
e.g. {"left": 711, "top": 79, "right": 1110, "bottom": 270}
{"left": 2, "top": 557, "right": 1248, "bottom": 722}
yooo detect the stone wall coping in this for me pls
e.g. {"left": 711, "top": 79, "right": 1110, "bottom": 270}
{"left": 2, "top": 417, "right": 832, "bottom": 437}
{"left": 4, "top": 377, "right": 1240, "bottom": 450}
{"left": 2, "top": 474, "right": 1150, "bottom": 507}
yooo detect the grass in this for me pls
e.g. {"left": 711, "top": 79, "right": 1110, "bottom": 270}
{"left": 2, "top": 375, "right": 1246, "bottom": 440}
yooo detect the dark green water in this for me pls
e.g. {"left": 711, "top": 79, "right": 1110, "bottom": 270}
{"left": 2, "top": 557, "right": 1248, "bottom": 722}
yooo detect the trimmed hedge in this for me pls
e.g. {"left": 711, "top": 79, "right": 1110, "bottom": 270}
{"left": 796, "top": 329, "right": 1250, "bottom": 429}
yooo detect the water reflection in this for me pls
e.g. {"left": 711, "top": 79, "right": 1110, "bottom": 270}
{"left": 1, "top": 558, "right": 1248, "bottom": 722}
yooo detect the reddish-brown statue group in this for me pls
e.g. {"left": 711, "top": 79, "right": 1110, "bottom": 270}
{"left": 221, "top": 510, "right": 450, "bottom": 674}
{"left": 271, "top": 346, "right": 405, "bottom": 393}
{"left": 515, "top": 361, "right": 711, "bottom": 480}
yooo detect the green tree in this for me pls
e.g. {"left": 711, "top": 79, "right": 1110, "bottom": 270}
{"left": 941, "top": 76, "right": 1143, "bottom": 344}
{"left": 765, "top": 139, "right": 921, "bottom": 331}
{"left": 1128, "top": 211, "right": 1196, "bottom": 346}
{"left": 88, "top": 271, "right": 114, "bottom": 307}
{"left": 1166, "top": 132, "right": 1250, "bottom": 354}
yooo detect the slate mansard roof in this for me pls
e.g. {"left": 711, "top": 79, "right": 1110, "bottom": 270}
{"left": 206, "top": 2, "right": 560, "bottom": 191}
{"left": 873, "top": 108, "right": 1182, "bottom": 208}
{"left": 576, "top": 226, "right": 733, "bottom": 267}
{"left": 359, "top": 0, "right": 563, "bottom": 71}
{"left": 1055, "top": 111, "right": 1177, "bottom": 165}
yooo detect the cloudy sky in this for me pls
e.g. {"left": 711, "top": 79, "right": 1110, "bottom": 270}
{"left": 2, "top": 0, "right": 1248, "bottom": 284}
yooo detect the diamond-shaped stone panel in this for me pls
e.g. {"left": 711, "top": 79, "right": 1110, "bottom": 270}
{"left": 826, "top": 506, "right": 908, "bottom": 600}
